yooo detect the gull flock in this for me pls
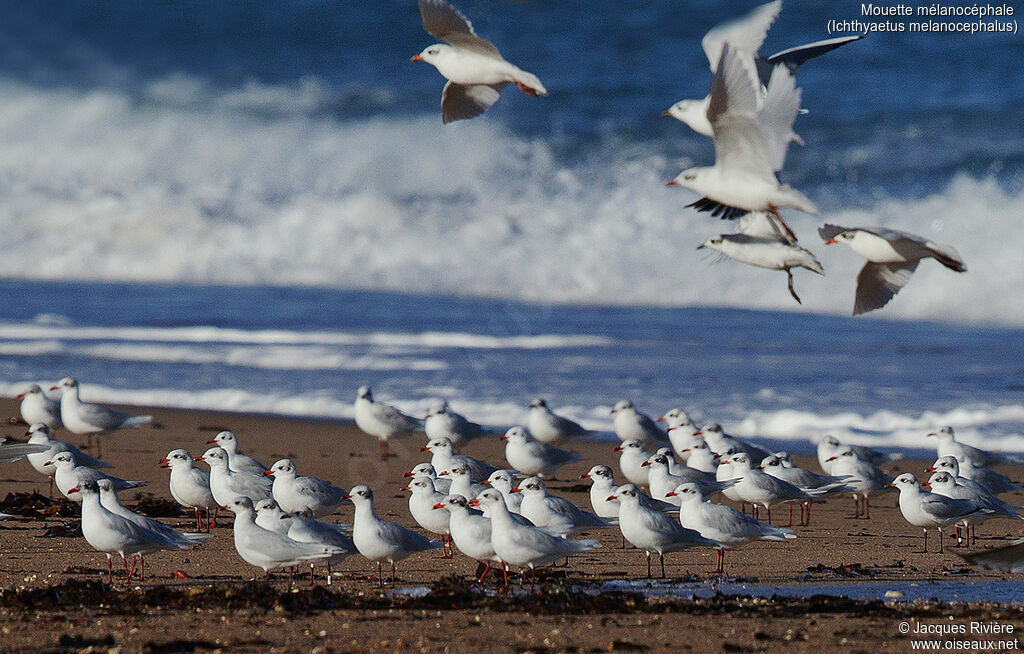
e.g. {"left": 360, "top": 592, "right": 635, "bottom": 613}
{"left": 411, "top": 0, "right": 967, "bottom": 314}
{"left": 5, "top": 379, "right": 1024, "bottom": 588}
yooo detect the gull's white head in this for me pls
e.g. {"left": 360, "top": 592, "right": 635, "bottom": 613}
{"left": 581, "top": 464, "right": 614, "bottom": 483}
{"left": 266, "top": 459, "right": 297, "bottom": 478}
{"left": 160, "top": 449, "right": 194, "bottom": 469}
{"left": 890, "top": 473, "right": 920, "bottom": 490}
{"left": 344, "top": 485, "right": 374, "bottom": 506}
{"left": 696, "top": 235, "right": 726, "bottom": 253}
{"left": 927, "top": 426, "right": 956, "bottom": 441}
{"left": 411, "top": 43, "right": 454, "bottom": 67}
{"left": 196, "top": 447, "right": 228, "bottom": 468}
{"left": 51, "top": 377, "right": 79, "bottom": 393}
{"left": 208, "top": 431, "right": 239, "bottom": 452}
{"left": 610, "top": 400, "right": 635, "bottom": 415}
{"left": 26, "top": 423, "right": 51, "bottom": 441}
{"left": 665, "top": 481, "right": 704, "bottom": 503}
{"left": 666, "top": 167, "right": 707, "bottom": 194}
{"left": 663, "top": 98, "right": 713, "bottom": 136}
{"left": 502, "top": 426, "right": 530, "bottom": 444}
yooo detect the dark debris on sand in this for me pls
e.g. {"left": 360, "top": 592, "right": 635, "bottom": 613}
{"left": 5, "top": 577, "right": 1024, "bottom": 624}
{"left": 0, "top": 491, "right": 78, "bottom": 519}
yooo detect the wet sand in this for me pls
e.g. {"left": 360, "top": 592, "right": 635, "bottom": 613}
{"left": 1, "top": 397, "right": 1022, "bottom": 652}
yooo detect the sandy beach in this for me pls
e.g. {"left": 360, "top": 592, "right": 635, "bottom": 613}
{"left": 1, "top": 397, "right": 1023, "bottom": 652}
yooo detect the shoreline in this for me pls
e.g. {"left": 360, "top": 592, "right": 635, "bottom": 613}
{"left": 2, "top": 397, "right": 1022, "bottom": 651}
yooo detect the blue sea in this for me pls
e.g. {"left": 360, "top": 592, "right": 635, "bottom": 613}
{"left": 1, "top": 1, "right": 1022, "bottom": 454}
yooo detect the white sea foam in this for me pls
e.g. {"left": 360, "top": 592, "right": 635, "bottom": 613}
{"left": 0, "top": 77, "right": 1021, "bottom": 324}
{"left": 0, "top": 323, "right": 611, "bottom": 349}
{"left": 4, "top": 377, "right": 1020, "bottom": 453}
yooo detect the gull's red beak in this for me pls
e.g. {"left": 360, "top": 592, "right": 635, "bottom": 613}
{"left": 500, "top": 436, "right": 508, "bottom": 441}
{"left": 341, "top": 494, "right": 351, "bottom": 500}
{"left": 824, "top": 238, "right": 837, "bottom": 244}
{"left": 509, "top": 487, "right": 521, "bottom": 494}
{"left": 612, "top": 446, "right": 623, "bottom": 452}
{"left": 410, "top": 54, "right": 423, "bottom": 62}
{"left": 431, "top": 503, "right": 445, "bottom": 510}
{"left": 480, "top": 480, "right": 491, "bottom": 485}
{"left": 206, "top": 439, "right": 218, "bottom": 444}
{"left": 401, "top": 485, "right": 411, "bottom": 491}
{"left": 921, "top": 481, "right": 931, "bottom": 488}
{"left": 693, "top": 430, "right": 702, "bottom": 436}
{"left": 640, "top": 461, "right": 650, "bottom": 467}
{"left": 419, "top": 446, "right": 430, "bottom": 452}
{"left": 664, "top": 491, "right": 677, "bottom": 497}
{"left": 656, "top": 416, "right": 665, "bottom": 422}
{"left": 925, "top": 466, "right": 936, "bottom": 471}
{"left": 666, "top": 179, "right": 680, "bottom": 187}
{"left": 579, "top": 473, "right": 590, "bottom": 479}
{"left": 825, "top": 456, "right": 837, "bottom": 462}
{"left": 195, "top": 456, "right": 205, "bottom": 461}
{"left": 16, "top": 392, "right": 25, "bottom": 399}
{"left": 605, "top": 495, "right": 618, "bottom": 502}
{"left": 262, "top": 470, "right": 274, "bottom": 476}
{"left": 403, "top": 471, "right": 415, "bottom": 478}
{"left": 67, "top": 486, "right": 80, "bottom": 494}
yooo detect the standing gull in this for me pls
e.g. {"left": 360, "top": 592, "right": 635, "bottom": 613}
{"left": 424, "top": 399, "right": 490, "bottom": 446}
{"left": 224, "top": 496, "right": 345, "bottom": 581}
{"left": 667, "top": 481, "right": 795, "bottom": 574}
{"left": 527, "top": 399, "right": 591, "bottom": 443}
{"left": 412, "top": 0, "right": 547, "bottom": 123}
{"left": 16, "top": 384, "right": 62, "bottom": 430}
{"left": 926, "top": 426, "right": 1008, "bottom": 468}
{"left": 346, "top": 485, "right": 442, "bottom": 587}
{"left": 196, "top": 447, "right": 273, "bottom": 506}
{"left": 469, "top": 490, "right": 599, "bottom": 587}
{"left": 71, "top": 480, "right": 198, "bottom": 584}
{"left": 206, "top": 431, "right": 267, "bottom": 476}
{"left": 608, "top": 484, "right": 721, "bottom": 579}
{"left": 515, "top": 476, "right": 611, "bottom": 537}
{"left": 160, "top": 449, "right": 217, "bottom": 531}
{"left": 26, "top": 423, "right": 108, "bottom": 497}
{"left": 421, "top": 436, "right": 497, "bottom": 480}
{"left": 824, "top": 446, "right": 894, "bottom": 519}
{"left": 890, "top": 473, "right": 990, "bottom": 553}
{"left": 50, "top": 377, "right": 152, "bottom": 457}
{"left": 265, "top": 458, "right": 346, "bottom": 518}
{"left": 819, "top": 224, "right": 967, "bottom": 315}
{"left": 502, "top": 426, "right": 581, "bottom": 478}
{"left": 354, "top": 386, "right": 423, "bottom": 460}
{"left": 44, "top": 451, "right": 146, "bottom": 502}
{"left": 611, "top": 400, "right": 669, "bottom": 446}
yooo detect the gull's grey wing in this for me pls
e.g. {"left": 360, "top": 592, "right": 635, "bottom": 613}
{"left": 442, "top": 82, "right": 505, "bottom": 123}
{"left": 372, "top": 402, "right": 423, "bottom": 432}
{"left": 418, "top": 0, "right": 502, "bottom": 58}
{"left": 853, "top": 261, "right": 918, "bottom": 315}
{"left": 78, "top": 402, "right": 133, "bottom": 430}
{"left": 763, "top": 35, "right": 864, "bottom": 75}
